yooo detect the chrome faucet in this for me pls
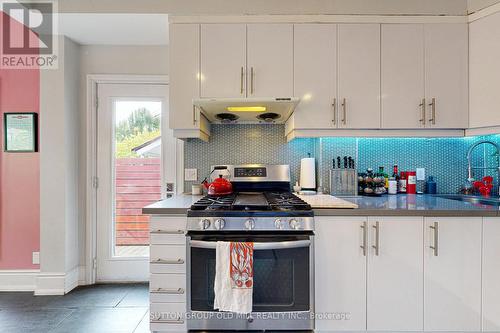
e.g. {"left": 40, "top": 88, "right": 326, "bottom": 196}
{"left": 467, "top": 140, "right": 500, "bottom": 196}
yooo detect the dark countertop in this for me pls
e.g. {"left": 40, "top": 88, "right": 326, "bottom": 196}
{"left": 143, "top": 194, "right": 500, "bottom": 217}
{"left": 315, "top": 194, "right": 499, "bottom": 217}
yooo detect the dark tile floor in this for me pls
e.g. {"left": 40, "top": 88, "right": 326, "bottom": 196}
{"left": 0, "top": 283, "right": 150, "bottom": 333}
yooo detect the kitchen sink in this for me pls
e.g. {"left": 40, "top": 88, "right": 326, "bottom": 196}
{"left": 435, "top": 194, "right": 500, "bottom": 207}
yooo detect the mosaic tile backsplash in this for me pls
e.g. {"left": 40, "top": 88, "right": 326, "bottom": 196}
{"left": 184, "top": 124, "right": 500, "bottom": 195}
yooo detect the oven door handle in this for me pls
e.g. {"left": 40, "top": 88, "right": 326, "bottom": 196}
{"left": 189, "top": 239, "right": 311, "bottom": 250}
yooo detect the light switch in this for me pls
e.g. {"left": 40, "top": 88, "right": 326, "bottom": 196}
{"left": 32, "top": 252, "right": 40, "bottom": 264}
{"left": 185, "top": 168, "right": 198, "bottom": 181}
{"left": 416, "top": 168, "right": 426, "bottom": 181}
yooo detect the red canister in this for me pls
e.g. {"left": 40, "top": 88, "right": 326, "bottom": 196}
{"left": 406, "top": 171, "right": 417, "bottom": 194}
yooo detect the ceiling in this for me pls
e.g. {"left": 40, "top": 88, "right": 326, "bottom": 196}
{"left": 56, "top": 0, "right": 500, "bottom": 46}
{"left": 58, "top": 14, "right": 168, "bottom": 45}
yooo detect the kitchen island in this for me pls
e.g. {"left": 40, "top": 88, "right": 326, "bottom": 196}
{"left": 144, "top": 194, "right": 500, "bottom": 333}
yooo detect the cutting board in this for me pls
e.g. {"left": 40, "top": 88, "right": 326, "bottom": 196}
{"left": 297, "top": 194, "right": 359, "bottom": 209}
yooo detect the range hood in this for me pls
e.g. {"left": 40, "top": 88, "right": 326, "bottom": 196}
{"left": 193, "top": 97, "right": 300, "bottom": 124}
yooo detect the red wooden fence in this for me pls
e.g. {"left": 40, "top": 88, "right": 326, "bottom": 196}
{"left": 115, "top": 158, "right": 161, "bottom": 246}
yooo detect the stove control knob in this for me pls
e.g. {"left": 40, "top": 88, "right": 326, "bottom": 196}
{"left": 214, "top": 218, "right": 226, "bottom": 230}
{"left": 274, "top": 218, "right": 285, "bottom": 230}
{"left": 289, "top": 219, "right": 302, "bottom": 230}
{"left": 199, "top": 219, "right": 211, "bottom": 230}
{"left": 245, "top": 218, "right": 255, "bottom": 231}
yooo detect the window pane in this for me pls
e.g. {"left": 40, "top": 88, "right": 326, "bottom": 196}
{"left": 114, "top": 100, "right": 162, "bottom": 257}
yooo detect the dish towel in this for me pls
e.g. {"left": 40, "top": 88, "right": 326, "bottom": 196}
{"left": 214, "top": 241, "right": 254, "bottom": 314}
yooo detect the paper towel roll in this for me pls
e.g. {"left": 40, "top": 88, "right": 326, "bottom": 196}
{"left": 300, "top": 157, "right": 316, "bottom": 190}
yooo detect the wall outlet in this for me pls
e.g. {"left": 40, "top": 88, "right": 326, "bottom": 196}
{"left": 416, "top": 168, "right": 426, "bottom": 181}
{"left": 185, "top": 168, "right": 198, "bottom": 181}
{"left": 32, "top": 252, "right": 40, "bottom": 265}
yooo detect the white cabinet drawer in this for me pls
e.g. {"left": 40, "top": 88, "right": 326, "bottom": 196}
{"left": 150, "top": 302, "right": 187, "bottom": 332}
{"left": 150, "top": 274, "right": 186, "bottom": 302}
{"left": 150, "top": 245, "right": 186, "bottom": 274}
{"left": 150, "top": 232, "right": 186, "bottom": 245}
{"left": 150, "top": 215, "right": 186, "bottom": 231}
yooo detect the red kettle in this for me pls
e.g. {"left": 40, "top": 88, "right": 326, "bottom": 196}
{"left": 203, "top": 175, "right": 233, "bottom": 196}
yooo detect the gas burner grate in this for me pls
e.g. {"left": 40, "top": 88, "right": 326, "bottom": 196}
{"left": 265, "top": 192, "right": 312, "bottom": 211}
{"left": 190, "top": 194, "right": 236, "bottom": 211}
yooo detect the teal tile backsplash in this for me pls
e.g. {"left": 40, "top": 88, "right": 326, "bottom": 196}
{"left": 184, "top": 125, "right": 500, "bottom": 195}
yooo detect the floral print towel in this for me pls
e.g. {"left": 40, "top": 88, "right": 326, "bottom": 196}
{"left": 230, "top": 242, "right": 254, "bottom": 289}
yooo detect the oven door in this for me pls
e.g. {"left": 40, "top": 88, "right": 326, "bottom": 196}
{"left": 186, "top": 232, "right": 314, "bottom": 331}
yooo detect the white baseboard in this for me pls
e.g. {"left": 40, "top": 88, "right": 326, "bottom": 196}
{"left": 78, "top": 265, "right": 87, "bottom": 286}
{"left": 34, "top": 266, "right": 80, "bottom": 295}
{"left": 0, "top": 270, "right": 40, "bottom": 291}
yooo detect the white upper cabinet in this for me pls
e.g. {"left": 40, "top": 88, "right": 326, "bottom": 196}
{"left": 469, "top": 11, "right": 500, "bottom": 129}
{"left": 381, "top": 24, "right": 425, "bottom": 129}
{"left": 246, "top": 24, "right": 294, "bottom": 97}
{"left": 338, "top": 24, "right": 381, "bottom": 129}
{"left": 292, "top": 24, "right": 337, "bottom": 129}
{"left": 169, "top": 24, "right": 209, "bottom": 137}
{"left": 424, "top": 24, "right": 468, "bottom": 129}
{"left": 483, "top": 217, "right": 500, "bottom": 331}
{"left": 315, "top": 216, "right": 367, "bottom": 331}
{"left": 200, "top": 24, "right": 246, "bottom": 98}
{"left": 367, "top": 217, "right": 423, "bottom": 331}
{"left": 423, "top": 217, "right": 482, "bottom": 332}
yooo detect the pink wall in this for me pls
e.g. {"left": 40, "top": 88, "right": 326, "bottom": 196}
{"left": 0, "top": 12, "right": 40, "bottom": 269}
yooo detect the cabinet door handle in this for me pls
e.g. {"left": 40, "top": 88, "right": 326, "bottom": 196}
{"left": 151, "top": 229, "right": 184, "bottom": 234}
{"left": 151, "top": 287, "right": 185, "bottom": 294}
{"left": 428, "top": 97, "right": 436, "bottom": 125}
{"left": 250, "top": 67, "right": 254, "bottom": 95}
{"left": 419, "top": 98, "right": 426, "bottom": 125}
{"left": 372, "top": 221, "right": 380, "bottom": 256}
{"left": 341, "top": 98, "right": 347, "bottom": 125}
{"left": 240, "top": 66, "right": 244, "bottom": 95}
{"left": 151, "top": 258, "right": 185, "bottom": 264}
{"left": 360, "top": 221, "right": 367, "bottom": 256}
{"left": 332, "top": 98, "right": 337, "bottom": 125}
{"left": 192, "top": 105, "right": 197, "bottom": 125}
{"left": 429, "top": 222, "right": 439, "bottom": 256}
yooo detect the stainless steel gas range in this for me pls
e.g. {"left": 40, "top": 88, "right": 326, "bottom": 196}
{"left": 186, "top": 164, "right": 315, "bottom": 332}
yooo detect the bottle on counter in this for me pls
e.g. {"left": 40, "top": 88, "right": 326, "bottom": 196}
{"left": 426, "top": 176, "right": 437, "bottom": 194}
{"left": 392, "top": 165, "right": 400, "bottom": 182}
{"left": 388, "top": 177, "right": 398, "bottom": 194}
{"left": 398, "top": 171, "right": 407, "bottom": 193}
{"left": 379, "top": 166, "right": 389, "bottom": 189}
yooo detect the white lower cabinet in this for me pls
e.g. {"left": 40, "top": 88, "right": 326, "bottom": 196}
{"left": 315, "top": 216, "right": 368, "bottom": 331}
{"left": 482, "top": 217, "right": 500, "bottom": 331}
{"left": 315, "top": 216, "right": 423, "bottom": 332}
{"left": 423, "top": 217, "right": 482, "bottom": 332}
{"left": 150, "top": 215, "right": 187, "bottom": 333}
{"left": 367, "top": 216, "right": 424, "bottom": 331}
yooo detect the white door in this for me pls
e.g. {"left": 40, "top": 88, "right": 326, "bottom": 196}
{"left": 315, "top": 216, "right": 367, "bottom": 331}
{"left": 200, "top": 24, "right": 246, "bottom": 98}
{"left": 483, "top": 217, "right": 500, "bottom": 331}
{"left": 247, "top": 24, "right": 293, "bottom": 97}
{"left": 292, "top": 24, "right": 337, "bottom": 130}
{"left": 338, "top": 24, "right": 381, "bottom": 129}
{"left": 96, "top": 83, "right": 176, "bottom": 282}
{"left": 367, "top": 216, "right": 423, "bottom": 331}
{"left": 381, "top": 24, "right": 425, "bottom": 129}
{"left": 424, "top": 23, "right": 468, "bottom": 129}
{"left": 424, "top": 217, "right": 482, "bottom": 331}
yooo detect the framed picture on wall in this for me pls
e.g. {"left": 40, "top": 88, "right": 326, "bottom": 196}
{"left": 4, "top": 113, "right": 38, "bottom": 152}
